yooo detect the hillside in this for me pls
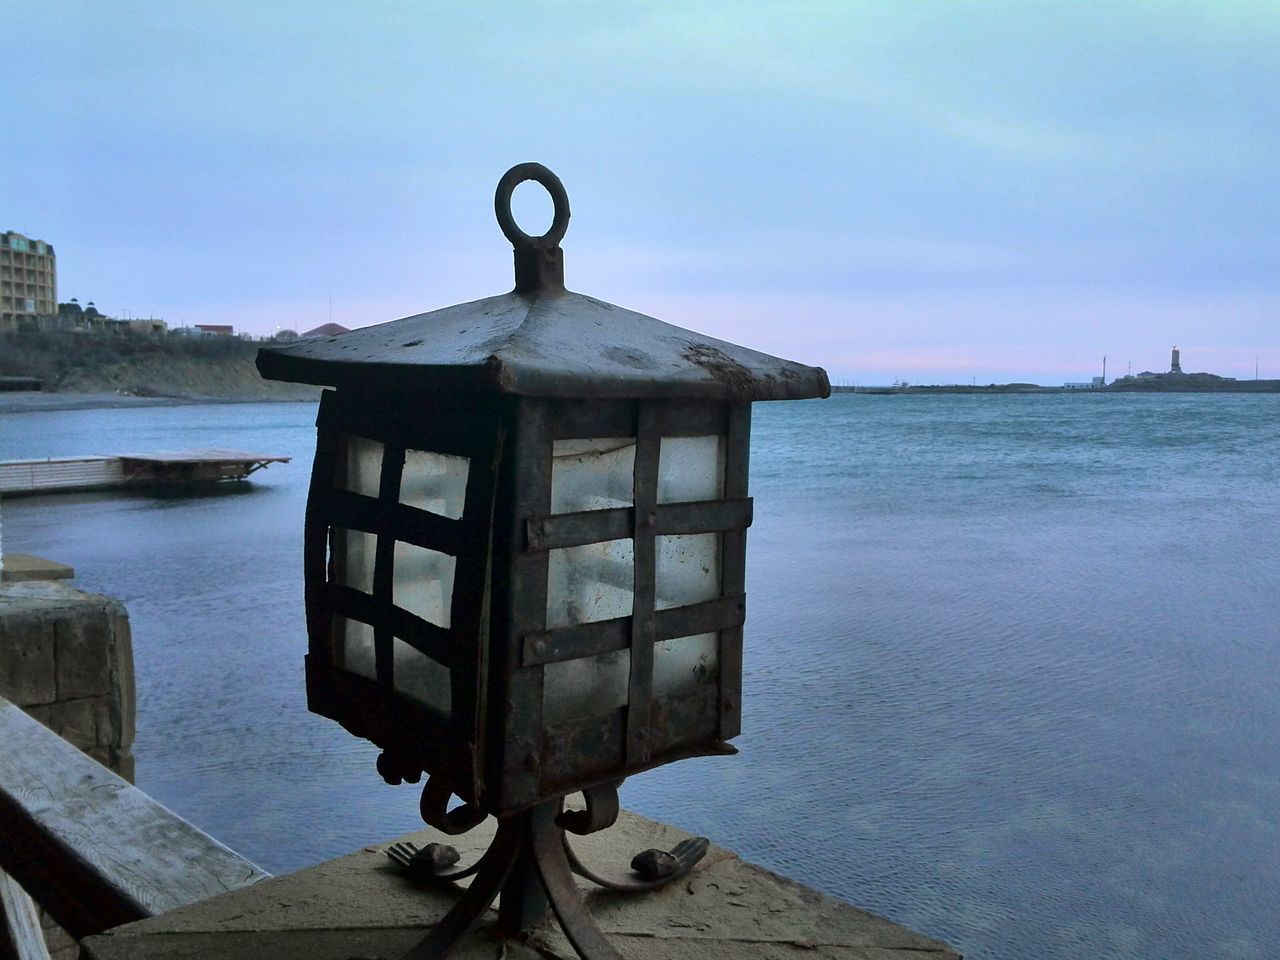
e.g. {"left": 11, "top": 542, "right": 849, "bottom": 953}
{"left": 0, "top": 332, "right": 319, "bottom": 401}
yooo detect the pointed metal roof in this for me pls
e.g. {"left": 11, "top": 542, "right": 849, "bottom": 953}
{"left": 257, "top": 164, "right": 829, "bottom": 402}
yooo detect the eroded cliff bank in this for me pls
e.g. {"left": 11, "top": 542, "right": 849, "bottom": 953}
{"left": 0, "top": 332, "right": 320, "bottom": 405}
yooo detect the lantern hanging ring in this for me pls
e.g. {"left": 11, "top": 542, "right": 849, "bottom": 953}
{"left": 494, "top": 162, "right": 571, "bottom": 249}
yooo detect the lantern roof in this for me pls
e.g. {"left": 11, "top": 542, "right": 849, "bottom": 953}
{"left": 257, "top": 164, "right": 830, "bottom": 402}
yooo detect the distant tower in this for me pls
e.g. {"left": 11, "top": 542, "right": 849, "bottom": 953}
{"left": 1170, "top": 346, "right": 1182, "bottom": 374}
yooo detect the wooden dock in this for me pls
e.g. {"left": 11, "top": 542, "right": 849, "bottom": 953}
{"left": 0, "top": 450, "right": 290, "bottom": 497}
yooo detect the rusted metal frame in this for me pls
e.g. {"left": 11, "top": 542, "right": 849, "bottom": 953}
{"left": 325, "top": 577, "right": 459, "bottom": 671}
{"left": 304, "top": 393, "right": 342, "bottom": 661}
{"left": 387, "top": 605, "right": 459, "bottom": 669}
{"left": 372, "top": 443, "right": 407, "bottom": 689}
{"left": 418, "top": 775, "right": 487, "bottom": 836}
{"left": 522, "top": 593, "right": 745, "bottom": 669}
{"left": 626, "top": 404, "right": 659, "bottom": 767}
{"left": 399, "top": 814, "right": 523, "bottom": 960}
{"left": 649, "top": 682, "right": 721, "bottom": 754}
{"left": 555, "top": 781, "right": 621, "bottom": 835}
{"left": 717, "top": 403, "right": 751, "bottom": 740}
{"left": 546, "top": 398, "right": 634, "bottom": 440}
{"left": 323, "top": 582, "right": 378, "bottom": 628}
{"left": 326, "top": 489, "right": 469, "bottom": 556}
{"left": 305, "top": 660, "right": 474, "bottom": 790}
{"left": 528, "top": 801, "right": 625, "bottom": 960}
{"left": 522, "top": 616, "right": 630, "bottom": 667}
{"left": 494, "top": 398, "right": 551, "bottom": 812}
{"left": 329, "top": 389, "right": 487, "bottom": 461}
{"left": 651, "top": 400, "right": 728, "bottom": 437}
{"left": 654, "top": 593, "right": 745, "bottom": 642}
{"left": 446, "top": 415, "right": 504, "bottom": 803}
{"left": 525, "top": 506, "right": 631, "bottom": 551}
{"left": 562, "top": 834, "right": 709, "bottom": 893}
{"left": 654, "top": 497, "right": 752, "bottom": 536}
{"left": 540, "top": 709, "right": 626, "bottom": 791}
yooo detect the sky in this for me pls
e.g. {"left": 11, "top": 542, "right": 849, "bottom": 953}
{"left": 5, "top": 1, "right": 1278, "bottom": 385}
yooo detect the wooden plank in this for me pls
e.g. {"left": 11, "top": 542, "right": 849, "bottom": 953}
{"left": 0, "top": 868, "right": 51, "bottom": 960}
{"left": 0, "top": 698, "right": 269, "bottom": 941}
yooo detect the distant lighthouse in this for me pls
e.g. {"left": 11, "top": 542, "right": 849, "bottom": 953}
{"left": 1170, "top": 345, "right": 1183, "bottom": 375}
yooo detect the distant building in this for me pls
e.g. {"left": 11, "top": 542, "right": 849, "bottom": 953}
{"left": 193, "top": 323, "right": 234, "bottom": 336}
{"left": 54, "top": 299, "right": 167, "bottom": 336}
{"left": 1110, "top": 346, "right": 1235, "bottom": 386}
{"left": 1063, "top": 376, "right": 1106, "bottom": 390}
{"left": 1, "top": 231, "right": 57, "bottom": 332}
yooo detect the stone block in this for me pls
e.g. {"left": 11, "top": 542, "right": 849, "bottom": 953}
{"left": 108, "top": 611, "right": 136, "bottom": 749}
{"left": 113, "top": 749, "right": 136, "bottom": 784}
{"left": 49, "top": 696, "right": 100, "bottom": 752}
{"left": 55, "top": 614, "right": 113, "bottom": 700}
{"left": 23, "top": 702, "right": 53, "bottom": 729}
{"left": 0, "top": 612, "right": 57, "bottom": 705}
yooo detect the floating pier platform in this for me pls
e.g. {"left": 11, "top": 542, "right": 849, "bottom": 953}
{"left": 0, "top": 449, "right": 290, "bottom": 497}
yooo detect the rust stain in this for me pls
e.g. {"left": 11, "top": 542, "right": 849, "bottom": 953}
{"left": 681, "top": 343, "right": 757, "bottom": 393}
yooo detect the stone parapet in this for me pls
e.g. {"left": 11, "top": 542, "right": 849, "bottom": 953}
{"left": 0, "top": 579, "right": 137, "bottom": 960}
{"left": 83, "top": 810, "right": 961, "bottom": 959}
{"left": 0, "top": 580, "right": 136, "bottom": 780}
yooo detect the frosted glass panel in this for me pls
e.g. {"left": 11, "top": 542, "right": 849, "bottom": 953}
{"left": 551, "top": 437, "right": 635, "bottom": 514}
{"left": 653, "top": 633, "right": 718, "bottom": 697}
{"left": 655, "top": 533, "right": 720, "bottom": 610}
{"left": 393, "top": 541, "right": 456, "bottom": 628}
{"left": 338, "top": 434, "right": 383, "bottom": 498}
{"left": 333, "top": 616, "right": 376, "bottom": 680}
{"left": 333, "top": 527, "right": 376, "bottom": 594}
{"left": 547, "top": 539, "right": 634, "bottom": 628}
{"left": 400, "top": 449, "right": 469, "bottom": 519}
{"left": 393, "top": 638, "right": 451, "bottom": 716}
{"left": 544, "top": 649, "right": 630, "bottom": 723}
{"left": 657, "top": 436, "right": 724, "bottom": 504}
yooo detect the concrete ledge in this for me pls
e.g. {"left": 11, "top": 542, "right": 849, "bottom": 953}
{"left": 83, "top": 810, "right": 959, "bottom": 959}
{"left": 0, "top": 554, "right": 75, "bottom": 582}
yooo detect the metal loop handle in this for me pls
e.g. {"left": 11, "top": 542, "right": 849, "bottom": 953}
{"left": 419, "top": 775, "right": 488, "bottom": 836}
{"left": 495, "top": 162, "right": 571, "bottom": 249}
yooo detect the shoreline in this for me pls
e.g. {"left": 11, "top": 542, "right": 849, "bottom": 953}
{"left": 0, "top": 391, "right": 320, "bottom": 415}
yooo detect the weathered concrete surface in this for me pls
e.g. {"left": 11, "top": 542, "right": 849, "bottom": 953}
{"left": 82, "top": 810, "right": 959, "bottom": 959}
{"left": 0, "top": 580, "right": 136, "bottom": 781}
{"left": 0, "top": 553, "right": 75, "bottom": 582}
{"left": 0, "top": 579, "right": 138, "bottom": 960}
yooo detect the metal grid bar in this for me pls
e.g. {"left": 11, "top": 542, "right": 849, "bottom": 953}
{"left": 500, "top": 398, "right": 552, "bottom": 809}
{"left": 718, "top": 403, "right": 751, "bottom": 740}
{"left": 625, "top": 405, "right": 660, "bottom": 766}
{"left": 372, "top": 444, "right": 406, "bottom": 689}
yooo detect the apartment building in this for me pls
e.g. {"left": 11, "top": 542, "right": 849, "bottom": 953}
{"left": 1, "top": 231, "right": 57, "bottom": 331}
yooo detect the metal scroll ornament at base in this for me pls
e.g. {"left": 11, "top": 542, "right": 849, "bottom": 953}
{"left": 385, "top": 772, "right": 710, "bottom": 960}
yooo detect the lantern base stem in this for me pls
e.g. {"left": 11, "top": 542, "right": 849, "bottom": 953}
{"left": 398, "top": 791, "right": 706, "bottom": 960}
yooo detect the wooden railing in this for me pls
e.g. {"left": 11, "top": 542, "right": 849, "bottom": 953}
{"left": 0, "top": 697, "right": 270, "bottom": 960}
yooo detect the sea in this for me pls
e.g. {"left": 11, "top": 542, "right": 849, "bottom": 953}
{"left": 1, "top": 392, "right": 1277, "bottom": 960}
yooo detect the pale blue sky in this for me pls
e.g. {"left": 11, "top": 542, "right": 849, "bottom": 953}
{"left": 6, "top": 1, "right": 1277, "bottom": 383}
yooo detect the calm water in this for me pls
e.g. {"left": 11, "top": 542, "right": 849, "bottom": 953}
{"left": 2, "top": 393, "right": 1277, "bottom": 960}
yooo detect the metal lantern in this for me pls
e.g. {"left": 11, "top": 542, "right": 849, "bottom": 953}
{"left": 257, "top": 163, "right": 829, "bottom": 959}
